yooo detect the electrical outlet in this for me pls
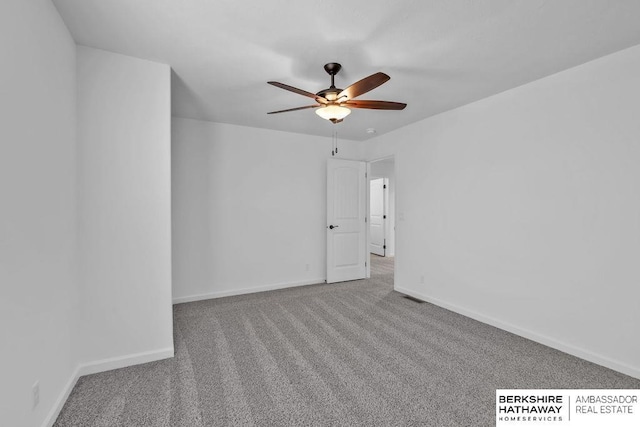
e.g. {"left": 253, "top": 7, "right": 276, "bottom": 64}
{"left": 420, "top": 275, "right": 425, "bottom": 284}
{"left": 32, "top": 381, "right": 39, "bottom": 409}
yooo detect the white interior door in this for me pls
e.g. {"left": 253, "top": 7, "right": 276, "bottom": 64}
{"left": 327, "top": 158, "right": 366, "bottom": 284}
{"left": 369, "top": 178, "right": 386, "bottom": 256}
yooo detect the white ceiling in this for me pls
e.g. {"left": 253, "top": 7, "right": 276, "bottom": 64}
{"left": 53, "top": 0, "right": 640, "bottom": 141}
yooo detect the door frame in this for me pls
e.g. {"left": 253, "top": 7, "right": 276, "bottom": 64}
{"left": 366, "top": 154, "right": 396, "bottom": 281}
{"left": 369, "top": 177, "right": 387, "bottom": 257}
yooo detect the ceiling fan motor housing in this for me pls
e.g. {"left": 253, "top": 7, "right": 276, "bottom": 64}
{"left": 316, "top": 87, "right": 343, "bottom": 102}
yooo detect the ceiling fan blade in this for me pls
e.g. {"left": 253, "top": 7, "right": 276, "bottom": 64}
{"left": 338, "top": 72, "right": 390, "bottom": 100}
{"left": 267, "top": 105, "right": 320, "bottom": 114}
{"left": 344, "top": 100, "right": 407, "bottom": 110}
{"left": 268, "top": 81, "right": 327, "bottom": 103}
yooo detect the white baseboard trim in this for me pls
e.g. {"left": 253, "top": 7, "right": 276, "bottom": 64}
{"left": 43, "top": 347, "right": 174, "bottom": 427}
{"left": 43, "top": 364, "right": 81, "bottom": 427}
{"left": 395, "top": 286, "right": 640, "bottom": 380}
{"left": 173, "top": 277, "right": 325, "bottom": 304}
{"left": 77, "top": 347, "right": 175, "bottom": 377}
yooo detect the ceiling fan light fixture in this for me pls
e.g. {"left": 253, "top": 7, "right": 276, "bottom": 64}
{"left": 315, "top": 104, "right": 351, "bottom": 122}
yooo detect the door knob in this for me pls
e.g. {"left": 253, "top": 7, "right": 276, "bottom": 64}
{"left": 329, "top": 225, "right": 339, "bottom": 229}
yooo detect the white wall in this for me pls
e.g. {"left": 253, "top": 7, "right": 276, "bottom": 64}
{"left": 0, "top": 1, "right": 78, "bottom": 426}
{"left": 172, "top": 118, "right": 364, "bottom": 302}
{"left": 370, "top": 159, "right": 395, "bottom": 256}
{"left": 77, "top": 47, "right": 173, "bottom": 367}
{"left": 366, "top": 44, "right": 640, "bottom": 378}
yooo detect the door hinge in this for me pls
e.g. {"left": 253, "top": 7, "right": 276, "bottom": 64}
{"left": 365, "top": 261, "right": 367, "bottom": 267}
{"left": 383, "top": 245, "right": 386, "bottom": 249}
{"left": 365, "top": 217, "right": 367, "bottom": 222}
{"left": 383, "top": 184, "right": 387, "bottom": 189}
{"left": 365, "top": 172, "right": 367, "bottom": 178}
{"left": 383, "top": 215, "right": 387, "bottom": 219}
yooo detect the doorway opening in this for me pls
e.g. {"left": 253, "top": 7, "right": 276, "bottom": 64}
{"left": 368, "top": 156, "right": 395, "bottom": 285}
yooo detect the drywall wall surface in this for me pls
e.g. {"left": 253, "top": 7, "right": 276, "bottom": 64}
{"left": 77, "top": 47, "right": 173, "bottom": 364}
{"left": 366, "top": 44, "right": 640, "bottom": 378}
{"left": 0, "top": 1, "right": 78, "bottom": 425}
{"left": 172, "top": 118, "right": 365, "bottom": 302}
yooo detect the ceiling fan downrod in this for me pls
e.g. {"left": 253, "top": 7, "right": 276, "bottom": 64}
{"left": 324, "top": 62, "right": 342, "bottom": 89}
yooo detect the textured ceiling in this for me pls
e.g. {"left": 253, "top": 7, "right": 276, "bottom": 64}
{"left": 53, "top": 0, "right": 640, "bottom": 141}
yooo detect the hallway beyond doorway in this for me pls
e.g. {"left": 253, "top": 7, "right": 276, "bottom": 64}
{"left": 370, "top": 254, "right": 394, "bottom": 282}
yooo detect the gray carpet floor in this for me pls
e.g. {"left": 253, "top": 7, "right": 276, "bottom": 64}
{"left": 55, "top": 255, "right": 640, "bottom": 426}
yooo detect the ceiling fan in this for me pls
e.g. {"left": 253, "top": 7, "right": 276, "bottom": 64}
{"left": 267, "top": 63, "right": 407, "bottom": 124}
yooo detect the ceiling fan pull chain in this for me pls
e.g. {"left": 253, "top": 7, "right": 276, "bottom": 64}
{"left": 335, "top": 131, "right": 338, "bottom": 154}
{"left": 331, "top": 131, "right": 336, "bottom": 156}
